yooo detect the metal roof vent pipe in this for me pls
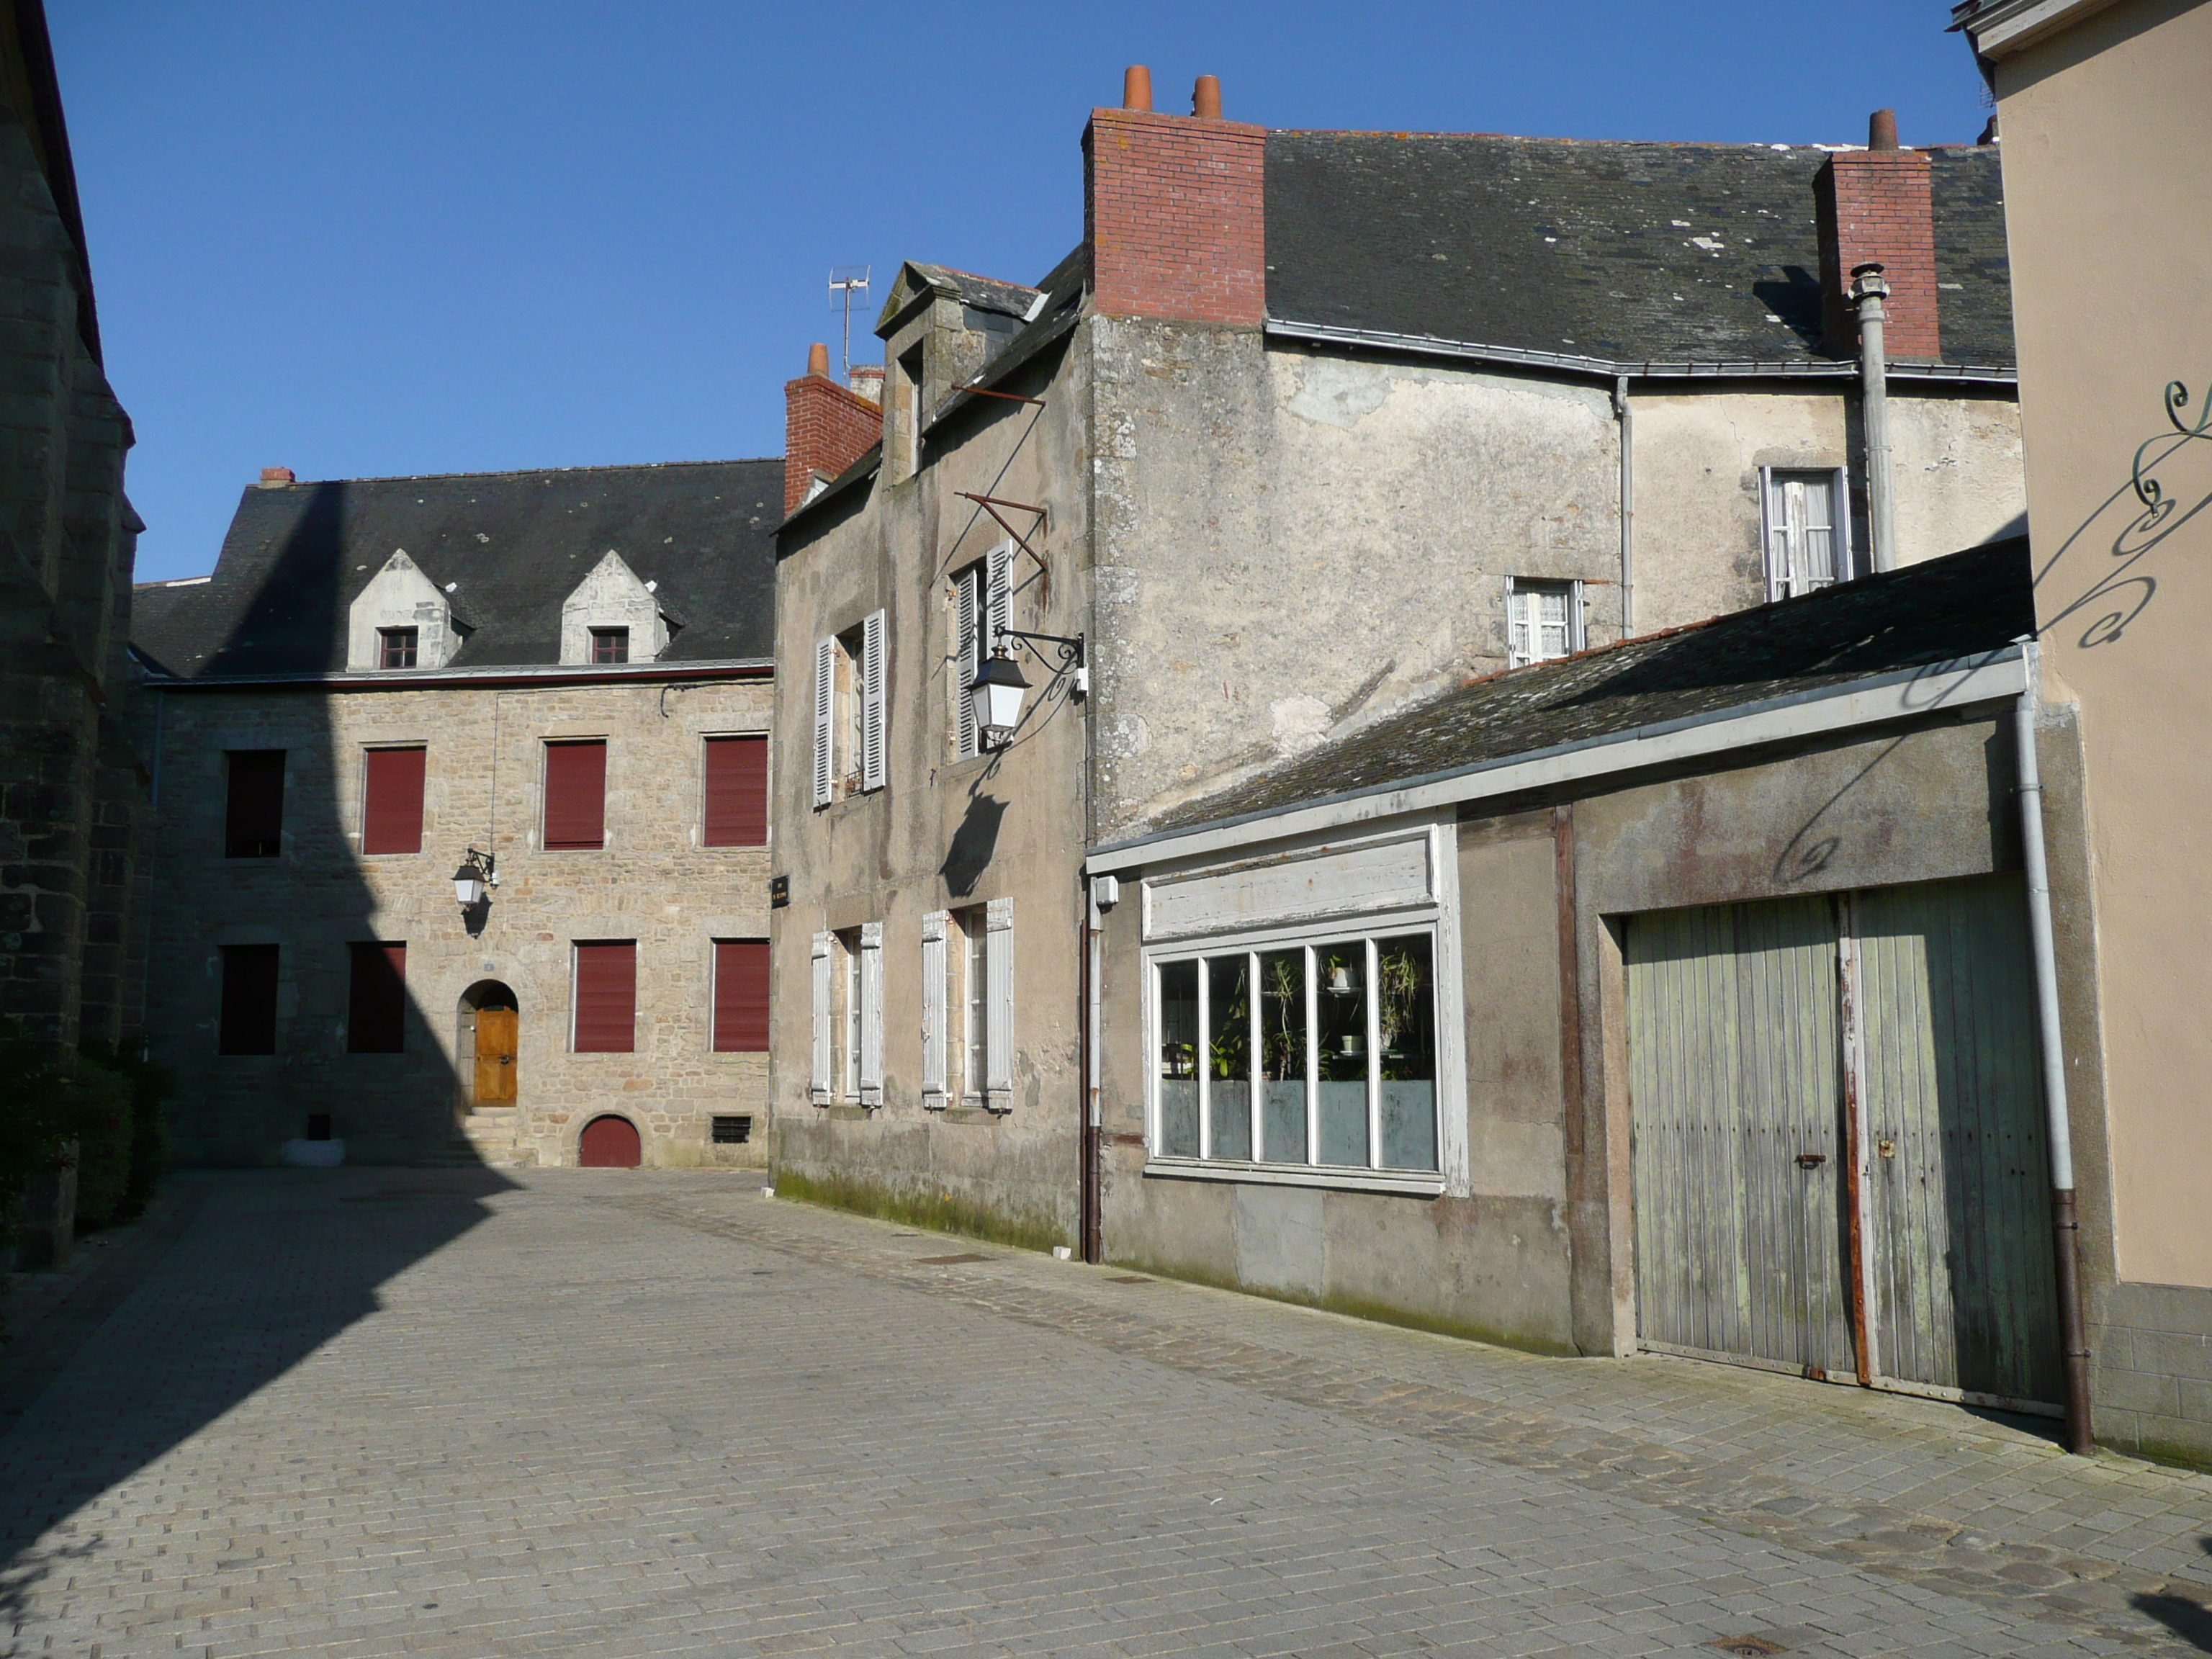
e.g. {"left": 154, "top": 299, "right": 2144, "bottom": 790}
{"left": 1850, "top": 261, "right": 1897, "bottom": 573}
{"left": 1869, "top": 107, "right": 1899, "bottom": 150}
{"left": 1192, "top": 74, "right": 1221, "bottom": 120}
{"left": 1122, "top": 65, "right": 1152, "bottom": 112}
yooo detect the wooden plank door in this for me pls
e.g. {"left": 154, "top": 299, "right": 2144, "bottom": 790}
{"left": 1855, "top": 875, "right": 2060, "bottom": 1409}
{"left": 1626, "top": 896, "right": 1855, "bottom": 1379}
{"left": 475, "top": 1007, "right": 518, "bottom": 1104}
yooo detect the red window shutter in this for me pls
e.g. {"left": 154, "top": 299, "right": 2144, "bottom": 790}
{"left": 714, "top": 939, "right": 770, "bottom": 1052}
{"left": 702, "top": 735, "right": 768, "bottom": 847}
{"left": 225, "top": 750, "right": 286, "bottom": 858}
{"left": 218, "top": 943, "right": 280, "bottom": 1054}
{"left": 543, "top": 740, "right": 607, "bottom": 850}
{"left": 361, "top": 748, "right": 426, "bottom": 855}
{"left": 573, "top": 940, "right": 637, "bottom": 1052}
{"left": 346, "top": 942, "right": 408, "bottom": 1053}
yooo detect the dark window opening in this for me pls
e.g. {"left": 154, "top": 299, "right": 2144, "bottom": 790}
{"left": 306, "top": 1113, "right": 333, "bottom": 1142}
{"left": 379, "top": 626, "right": 419, "bottom": 668}
{"left": 93, "top": 848, "right": 127, "bottom": 886}
{"left": 217, "top": 943, "right": 280, "bottom": 1055}
{"left": 711, "top": 1114, "right": 752, "bottom": 1146}
{"left": 224, "top": 750, "right": 285, "bottom": 858}
{"left": 347, "top": 941, "right": 408, "bottom": 1053}
{"left": 590, "top": 626, "right": 629, "bottom": 665}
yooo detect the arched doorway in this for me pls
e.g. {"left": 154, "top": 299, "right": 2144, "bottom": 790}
{"left": 579, "top": 1115, "right": 642, "bottom": 1168}
{"left": 459, "top": 981, "right": 519, "bottom": 1106}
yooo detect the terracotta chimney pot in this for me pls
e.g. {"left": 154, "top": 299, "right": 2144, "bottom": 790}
{"left": 806, "top": 341, "right": 830, "bottom": 378}
{"left": 1192, "top": 75, "right": 1221, "bottom": 120}
{"left": 1122, "top": 65, "right": 1152, "bottom": 112}
{"left": 1869, "top": 108, "right": 1899, "bottom": 150}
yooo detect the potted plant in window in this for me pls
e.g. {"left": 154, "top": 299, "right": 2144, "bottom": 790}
{"left": 1375, "top": 944, "right": 1424, "bottom": 1078}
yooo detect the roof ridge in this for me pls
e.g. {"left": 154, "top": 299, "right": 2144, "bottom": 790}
{"left": 1274, "top": 128, "right": 1994, "bottom": 153}
{"left": 247, "top": 457, "right": 779, "bottom": 490}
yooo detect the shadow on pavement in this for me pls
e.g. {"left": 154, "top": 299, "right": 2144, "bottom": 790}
{"left": 0, "top": 1164, "right": 516, "bottom": 1623}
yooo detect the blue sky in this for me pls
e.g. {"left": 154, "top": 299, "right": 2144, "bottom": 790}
{"left": 53, "top": 2, "right": 1995, "bottom": 581}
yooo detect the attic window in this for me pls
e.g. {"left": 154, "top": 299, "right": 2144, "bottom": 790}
{"left": 378, "top": 627, "right": 418, "bottom": 669}
{"left": 590, "top": 627, "right": 629, "bottom": 665}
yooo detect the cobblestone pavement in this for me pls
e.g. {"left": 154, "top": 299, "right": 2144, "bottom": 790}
{"left": 5, "top": 1170, "right": 2212, "bottom": 1659}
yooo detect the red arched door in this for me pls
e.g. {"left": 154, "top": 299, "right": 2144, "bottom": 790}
{"left": 578, "top": 1115, "right": 642, "bottom": 1168}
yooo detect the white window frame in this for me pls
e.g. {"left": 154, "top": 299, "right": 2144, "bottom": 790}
{"left": 950, "top": 544, "right": 1013, "bottom": 761}
{"left": 1136, "top": 822, "right": 1465, "bottom": 1197}
{"left": 1761, "top": 466, "right": 1853, "bottom": 601}
{"left": 858, "top": 921, "right": 884, "bottom": 1106}
{"left": 1506, "top": 577, "right": 1584, "bottom": 668}
{"left": 814, "top": 613, "right": 887, "bottom": 804}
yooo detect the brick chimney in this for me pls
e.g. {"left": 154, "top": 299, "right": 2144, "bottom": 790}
{"left": 783, "top": 343, "right": 884, "bottom": 514}
{"left": 258, "top": 467, "right": 295, "bottom": 487}
{"left": 1815, "top": 109, "right": 1940, "bottom": 361}
{"left": 1083, "top": 68, "right": 1264, "bottom": 327}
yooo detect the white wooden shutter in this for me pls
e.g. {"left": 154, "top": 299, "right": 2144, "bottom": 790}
{"left": 809, "top": 930, "right": 832, "bottom": 1103}
{"left": 984, "top": 896, "right": 1014, "bottom": 1107}
{"left": 811, "top": 638, "right": 835, "bottom": 806}
{"left": 860, "top": 608, "right": 887, "bottom": 792}
{"left": 858, "top": 920, "right": 884, "bottom": 1104}
{"left": 920, "top": 909, "right": 948, "bottom": 1106}
{"left": 955, "top": 570, "right": 978, "bottom": 759}
{"left": 987, "top": 541, "right": 1012, "bottom": 653}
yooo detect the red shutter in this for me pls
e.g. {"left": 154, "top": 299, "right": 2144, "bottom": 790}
{"left": 225, "top": 750, "right": 286, "bottom": 858}
{"left": 702, "top": 735, "right": 768, "bottom": 847}
{"left": 573, "top": 940, "right": 636, "bottom": 1052}
{"left": 361, "top": 747, "right": 426, "bottom": 855}
{"left": 543, "top": 740, "right": 606, "bottom": 850}
{"left": 713, "top": 939, "right": 770, "bottom": 1052}
{"left": 346, "top": 942, "right": 408, "bottom": 1053}
{"left": 218, "top": 944, "right": 280, "bottom": 1054}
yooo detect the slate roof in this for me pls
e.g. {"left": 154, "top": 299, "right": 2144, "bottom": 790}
{"left": 1264, "top": 133, "right": 2013, "bottom": 369}
{"left": 131, "top": 459, "right": 782, "bottom": 680}
{"left": 1144, "top": 536, "right": 2033, "bottom": 837}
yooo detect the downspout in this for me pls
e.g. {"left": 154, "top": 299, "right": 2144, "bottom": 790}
{"left": 1084, "top": 876, "right": 1103, "bottom": 1263}
{"left": 1613, "top": 376, "right": 1635, "bottom": 635}
{"left": 1851, "top": 264, "right": 1897, "bottom": 573}
{"left": 2015, "top": 637, "right": 2092, "bottom": 1454}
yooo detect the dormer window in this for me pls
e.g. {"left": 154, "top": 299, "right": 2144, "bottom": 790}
{"left": 559, "top": 551, "right": 670, "bottom": 665}
{"left": 378, "top": 626, "right": 419, "bottom": 669}
{"left": 590, "top": 626, "right": 629, "bottom": 665}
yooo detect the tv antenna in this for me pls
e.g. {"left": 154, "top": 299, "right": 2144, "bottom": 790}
{"left": 828, "top": 266, "right": 871, "bottom": 387}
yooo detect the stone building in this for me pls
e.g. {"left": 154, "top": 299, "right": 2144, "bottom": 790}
{"left": 132, "top": 460, "right": 780, "bottom": 1169}
{"left": 0, "top": 0, "right": 147, "bottom": 1067}
{"left": 768, "top": 71, "right": 2030, "bottom": 1256}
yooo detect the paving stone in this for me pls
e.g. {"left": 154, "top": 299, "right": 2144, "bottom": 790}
{"left": 1, "top": 1169, "right": 2208, "bottom": 1655}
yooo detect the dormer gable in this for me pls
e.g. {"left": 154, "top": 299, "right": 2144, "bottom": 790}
{"left": 346, "top": 550, "right": 464, "bottom": 670}
{"left": 560, "top": 549, "right": 671, "bottom": 665}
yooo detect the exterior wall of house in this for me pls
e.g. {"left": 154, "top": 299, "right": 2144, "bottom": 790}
{"left": 1629, "top": 386, "right": 2026, "bottom": 636}
{"left": 768, "top": 332, "right": 1093, "bottom": 1249}
{"left": 146, "top": 675, "right": 772, "bottom": 1169}
{"left": 1091, "top": 332, "right": 1622, "bottom": 834}
{"left": 1094, "top": 706, "right": 2104, "bottom": 1377}
{"left": 1977, "top": 0, "right": 2212, "bottom": 1460}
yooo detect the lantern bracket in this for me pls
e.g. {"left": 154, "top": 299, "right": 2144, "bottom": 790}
{"left": 994, "top": 626, "right": 1087, "bottom": 696}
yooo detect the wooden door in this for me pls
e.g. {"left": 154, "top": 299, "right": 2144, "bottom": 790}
{"left": 475, "top": 1007, "right": 518, "bottom": 1104}
{"left": 1627, "top": 895, "right": 1856, "bottom": 1380}
{"left": 1856, "top": 876, "right": 2059, "bottom": 1408}
{"left": 579, "top": 1115, "right": 641, "bottom": 1168}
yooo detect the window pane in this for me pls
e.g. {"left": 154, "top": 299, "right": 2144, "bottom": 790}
{"left": 1206, "top": 956, "right": 1251, "bottom": 1161}
{"left": 1157, "top": 961, "right": 1199, "bottom": 1157}
{"left": 966, "top": 920, "right": 987, "bottom": 1098}
{"left": 1377, "top": 934, "right": 1438, "bottom": 1171}
{"left": 1259, "top": 949, "right": 1308, "bottom": 1163}
{"left": 1315, "top": 943, "right": 1369, "bottom": 1166}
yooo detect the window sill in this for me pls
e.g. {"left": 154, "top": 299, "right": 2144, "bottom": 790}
{"left": 1143, "top": 1157, "right": 1444, "bottom": 1197}
{"left": 939, "top": 1105, "right": 1007, "bottom": 1125}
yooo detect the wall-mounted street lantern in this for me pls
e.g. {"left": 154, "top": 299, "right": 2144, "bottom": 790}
{"left": 967, "top": 626, "right": 1086, "bottom": 750}
{"left": 452, "top": 848, "right": 497, "bottom": 911}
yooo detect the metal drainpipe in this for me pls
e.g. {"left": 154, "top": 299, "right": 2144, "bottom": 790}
{"left": 1851, "top": 264, "right": 1897, "bottom": 574}
{"left": 1613, "top": 376, "right": 1635, "bottom": 635}
{"left": 2015, "top": 637, "right": 2093, "bottom": 1454}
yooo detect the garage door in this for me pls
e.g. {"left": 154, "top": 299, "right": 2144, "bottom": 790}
{"left": 1627, "top": 876, "right": 2060, "bottom": 1411}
